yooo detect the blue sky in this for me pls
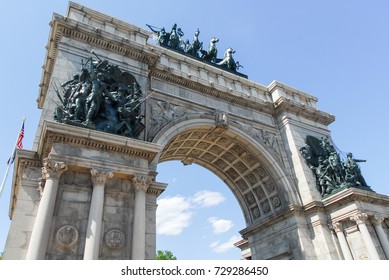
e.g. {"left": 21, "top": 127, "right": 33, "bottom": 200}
{"left": 0, "top": 0, "right": 388, "bottom": 259}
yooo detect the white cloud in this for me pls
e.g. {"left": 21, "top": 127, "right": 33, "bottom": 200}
{"left": 156, "top": 190, "right": 227, "bottom": 236}
{"left": 208, "top": 217, "right": 234, "bottom": 234}
{"left": 210, "top": 235, "right": 241, "bottom": 253}
{"left": 156, "top": 196, "right": 192, "bottom": 236}
{"left": 192, "top": 190, "right": 226, "bottom": 208}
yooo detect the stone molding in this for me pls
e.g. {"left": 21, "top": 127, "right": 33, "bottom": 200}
{"left": 147, "top": 187, "right": 165, "bottom": 197}
{"left": 274, "top": 96, "right": 335, "bottom": 126}
{"left": 240, "top": 205, "right": 303, "bottom": 238}
{"left": 323, "top": 188, "right": 389, "bottom": 209}
{"left": 146, "top": 182, "right": 167, "bottom": 197}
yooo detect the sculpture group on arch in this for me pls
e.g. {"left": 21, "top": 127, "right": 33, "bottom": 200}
{"left": 147, "top": 23, "right": 243, "bottom": 73}
{"left": 300, "top": 135, "right": 372, "bottom": 197}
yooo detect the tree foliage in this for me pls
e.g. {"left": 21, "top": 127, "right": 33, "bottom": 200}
{"left": 156, "top": 250, "right": 177, "bottom": 260}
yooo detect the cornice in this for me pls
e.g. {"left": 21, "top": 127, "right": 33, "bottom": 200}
{"left": 268, "top": 80, "right": 318, "bottom": 102}
{"left": 274, "top": 96, "right": 335, "bottom": 126}
{"left": 323, "top": 187, "right": 389, "bottom": 208}
{"left": 147, "top": 182, "right": 167, "bottom": 197}
{"left": 302, "top": 200, "right": 325, "bottom": 213}
{"left": 39, "top": 121, "right": 163, "bottom": 164}
{"left": 240, "top": 204, "right": 303, "bottom": 238}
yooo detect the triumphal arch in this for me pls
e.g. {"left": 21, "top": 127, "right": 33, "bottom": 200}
{"left": 3, "top": 2, "right": 389, "bottom": 260}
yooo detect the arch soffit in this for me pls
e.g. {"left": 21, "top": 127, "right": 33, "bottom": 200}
{"left": 151, "top": 118, "right": 301, "bottom": 225}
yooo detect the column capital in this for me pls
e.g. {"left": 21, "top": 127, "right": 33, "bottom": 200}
{"left": 371, "top": 215, "right": 385, "bottom": 226}
{"left": 132, "top": 175, "right": 152, "bottom": 192}
{"left": 331, "top": 221, "right": 344, "bottom": 233}
{"left": 42, "top": 160, "right": 68, "bottom": 180}
{"left": 90, "top": 169, "right": 114, "bottom": 186}
{"left": 350, "top": 212, "right": 369, "bottom": 225}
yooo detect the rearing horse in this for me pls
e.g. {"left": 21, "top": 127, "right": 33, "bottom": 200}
{"left": 186, "top": 28, "right": 203, "bottom": 57}
{"left": 217, "top": 47, "right": 237, "bottom": 71}
{"left": 200, "top": 37, "right": 219, "bottom": 62}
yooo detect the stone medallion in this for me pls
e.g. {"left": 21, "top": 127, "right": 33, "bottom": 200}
{"left": 105, "top": 229, "right": 125, "bottom": 250}
{"left": 55, "top": 225, "right": 79, "bottom": 249}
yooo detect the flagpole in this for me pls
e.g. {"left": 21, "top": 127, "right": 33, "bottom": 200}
{"left": 0, "top": 117, "right": 26, "bottom": 199}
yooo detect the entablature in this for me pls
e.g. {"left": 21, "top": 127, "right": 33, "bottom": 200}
{"left": 38, "top": 121, "right": 163, "bottom": 164}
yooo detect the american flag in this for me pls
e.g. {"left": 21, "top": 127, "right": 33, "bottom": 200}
{"left": 16, "top": 122, "right": 24, "bottom": 149}
{"left": 7, "top": 119, "right": 25, "bottom": 165}
{"left": 2, "top": 119, "right": 25, "bottom": 197}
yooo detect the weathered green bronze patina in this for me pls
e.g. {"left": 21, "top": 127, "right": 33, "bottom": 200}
{"left": 147, "top": 23, "right": 244, "bottom": 76}
{"left": 53, "top": 54, "right": 145, "bottom": 139}
{"left": 300, "top": 136, "right": 372, "bottom": 197}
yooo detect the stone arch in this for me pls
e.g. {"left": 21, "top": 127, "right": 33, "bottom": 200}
{"left": 151, "top": 117, "right": 302, "bottom": 226}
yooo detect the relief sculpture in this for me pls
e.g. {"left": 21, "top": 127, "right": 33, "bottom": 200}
{"left": 232, "top": 120, "right": 280, "bottom": 159}
{"left": 147, "top": 100, "right": 200, "bottom": 141}
{"left": 53, "top": 53, "right": 145, "bottom": 139}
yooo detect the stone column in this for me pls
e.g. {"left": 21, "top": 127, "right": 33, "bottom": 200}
{"left": 332, "top": 222, "right": 353, "bottom": 260}
{"left": 26, "top": 160, "right": 67, "bottom": 260}
{"left": 131, "top": 175, "right": 151, "bottom": 260}
{"left": 371, "top": 215, "right": 389, "bottom": 259}
{"left": 83, "top": 169, "right": 113, "bottom": 260}
{"left": 350, "top": 212, "right": 380, "bottom": 260}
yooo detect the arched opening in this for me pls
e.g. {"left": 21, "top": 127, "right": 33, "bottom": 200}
{"left": 156, "top": 160, "right": 245, "bottom": 260}
{"left": 151, "top": 119, "right": 300, "bottom": 259}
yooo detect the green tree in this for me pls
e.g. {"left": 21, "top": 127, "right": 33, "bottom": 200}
{"left": 156, "top": 250, "right": 177, "bottom": 260}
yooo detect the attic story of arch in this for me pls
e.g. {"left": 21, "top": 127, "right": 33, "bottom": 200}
{"left": 51, "top": 21, "right": 373, "bottom": 198}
